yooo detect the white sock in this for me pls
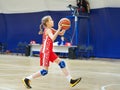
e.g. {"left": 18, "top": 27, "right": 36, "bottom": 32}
{"left": 66, "top": 75, "right": 72, "bottom": 82}
{"left": 26, "top": 75, "right": 33, "bottom": 80}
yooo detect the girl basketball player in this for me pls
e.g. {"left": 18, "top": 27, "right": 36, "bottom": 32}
{"left": 22, "top": 15, "right": 81, "bottom": 89}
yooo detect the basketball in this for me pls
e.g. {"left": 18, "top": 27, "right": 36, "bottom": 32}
{"left": 59, "top": 18, "right": 71, "bottom": 30}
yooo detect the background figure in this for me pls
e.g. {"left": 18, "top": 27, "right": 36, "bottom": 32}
{"left": 76, "top": 0, "right": 90, "bottom": 13}
{"left": 58, "top": 36, "right": 67, "bottom": 58}
{"left": 58, "top": 36, "right": 66, "bottom": 46}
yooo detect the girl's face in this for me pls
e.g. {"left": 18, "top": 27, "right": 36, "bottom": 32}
{"left": 46, "top": 17, "right": 54, "bottom": 28}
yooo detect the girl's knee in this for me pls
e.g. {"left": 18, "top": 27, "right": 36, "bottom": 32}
{"left": 40, "top": 69, "right": 48, "bottom": 76}
{"left": 58, "top": 60, "right": 66, "bottom": 68}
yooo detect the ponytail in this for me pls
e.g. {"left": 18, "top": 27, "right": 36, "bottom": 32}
{"left": 38, "top": 15, "right": 51, "bottom": 35}
{"left": 38, "top": 24, "right": 44, "bottom": 35}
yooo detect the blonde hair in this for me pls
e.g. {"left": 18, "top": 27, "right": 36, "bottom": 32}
{"left": 38, "top": 15, "right": 51, "bottom": 34}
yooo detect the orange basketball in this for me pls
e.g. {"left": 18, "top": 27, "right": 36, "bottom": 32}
{"left": 59, "top": 18, "right": 71, "bottom": 30}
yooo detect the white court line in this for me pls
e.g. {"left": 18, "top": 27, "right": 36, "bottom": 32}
{"left": 0, "top": 73, "right": 25, "bottom": 77}
{"left": 0, "top": 67, "right": 120, "bottom": 77}
{"left": 71, "top": 71, "right": 120, "bottom": 77}
{"left": 0, "top": 87, "right": 15, "bottom": 90}
{"left": 0, "top": 63, "right": 39, "bottom": 69}
{"left": 88, "top": 71, "right": 120, "bottom": 77}
{"left": 101, "top": 84, "right": 120, "bottom": 90}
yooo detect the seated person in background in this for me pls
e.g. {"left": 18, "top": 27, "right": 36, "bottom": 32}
{"left": 58, "top": 36, "right": 66, "bottom": 46}
{"left": 58, "top": 36, "right": 67, "bottom": 57}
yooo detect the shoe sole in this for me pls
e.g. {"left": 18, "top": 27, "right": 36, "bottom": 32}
{"left": 70, "top": 78, "right": 82, "bottom": 87}
{"left": 22, "top": 79, "right": 31, "bottom": 89}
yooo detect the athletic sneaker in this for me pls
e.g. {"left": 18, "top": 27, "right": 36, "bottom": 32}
{"left": 70, "top": 77, "right": 82, "bottom": 87}
{"left": 22, "top": 78, "right": 32, "bottom": 89}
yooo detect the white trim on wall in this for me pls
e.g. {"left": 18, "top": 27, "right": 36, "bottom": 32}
{"left": 0, "top": 0, "right": 120, "bottom": 13}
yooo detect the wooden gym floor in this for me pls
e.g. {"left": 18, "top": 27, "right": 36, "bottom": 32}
{"left": 0, "top": 54, "right": 120, "bottom": 90}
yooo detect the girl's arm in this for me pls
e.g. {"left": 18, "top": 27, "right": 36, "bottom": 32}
{"left": 47, "top": 25, "right": 61, "bottom": 42}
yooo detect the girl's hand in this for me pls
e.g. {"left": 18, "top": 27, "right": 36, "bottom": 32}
{"left": 59, "top": 30, "right": 66, "bottom": 36}
{"left": 58, "top": 22, "right": 62, "bottom": 31}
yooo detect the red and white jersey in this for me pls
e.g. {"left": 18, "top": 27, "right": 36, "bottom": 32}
{"left": 40, "top": 28, "right": 55, "bottom": 53}
{"left": 39, "top": 28, "right": 58, "bottom": 67}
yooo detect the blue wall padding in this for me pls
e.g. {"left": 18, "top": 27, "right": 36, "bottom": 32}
{"left": 0, "top": 8, "right": 120, "bottom": 58}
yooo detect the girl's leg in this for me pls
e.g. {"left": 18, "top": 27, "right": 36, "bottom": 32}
{"left": 22, "top": 66, "right": 48, "bottom": 89}
{"left": 54, "top": 58, "right": 72, "bottom": 82}
{"left": 54, "top": 58, "right": 81, "bottom": 87}
{"left": 26, "top": 66, "right": 48, "bottom": 79}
